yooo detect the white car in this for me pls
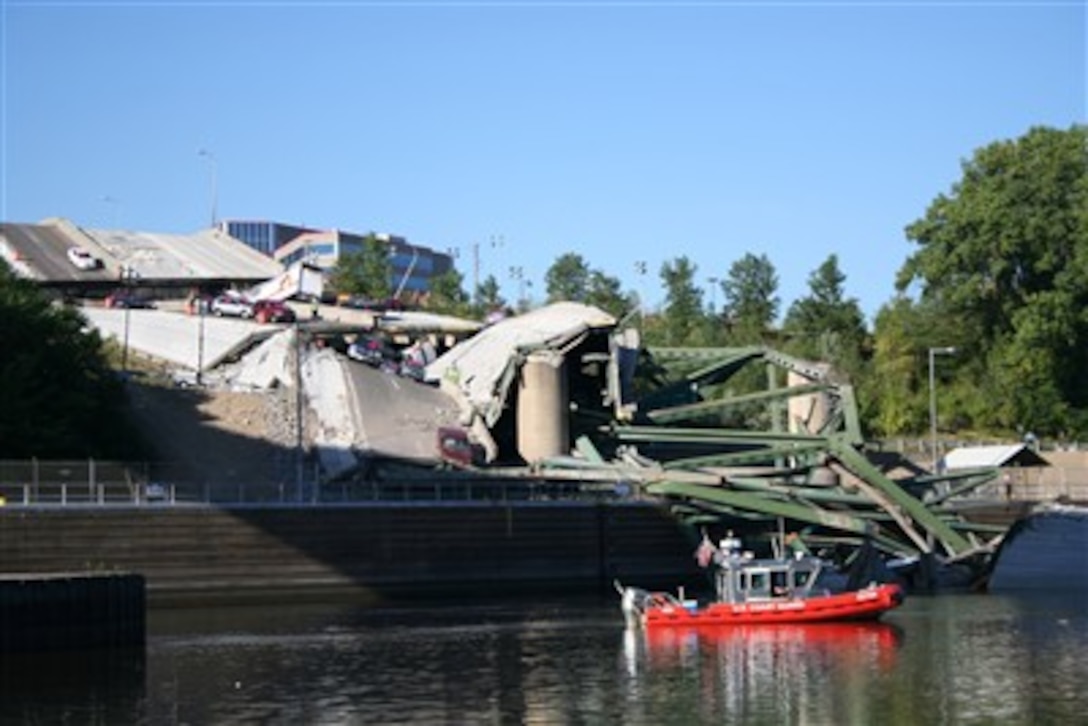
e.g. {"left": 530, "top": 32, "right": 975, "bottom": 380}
{"left": 67, "top": 247, "right": 100, "bottom": 270}
{"left": 211, "top": 292, "right": 255, "bottom": 318}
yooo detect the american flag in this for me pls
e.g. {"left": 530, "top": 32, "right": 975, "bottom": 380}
{"left": 694, "top": 535, "right": 717, "bottom": 568}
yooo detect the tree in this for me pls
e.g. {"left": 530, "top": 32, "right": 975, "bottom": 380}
{"left": 657, "top": 256, "right": 705, "bottom": 346}
{"left": 895, "top": 124, "right": 1088, "bottom": 436}
{"left": 865, "top": 297, "right": 927, "bottom": 437}
{"left": 545, "top": 253, "right": 592, "bottom": 302}
{"left": 585, "top": 270, "right": 632, "bottom": 318}
{"left": 782, "top": 254, "right": 868, "bottom": 379}
{"left": 720, "top": 253, "right": 779, "bottom": 344}
{"left": 0, "top": 261, "right": 144, "bottom": 457}
{"left": 426, "top": 268, "right": 471, "bottom": 317}
{"left": 327, "top": 234, "right": 392, "bottom": 300}
{"left": 474, "top": 274, "right": 505, "bottom": 315}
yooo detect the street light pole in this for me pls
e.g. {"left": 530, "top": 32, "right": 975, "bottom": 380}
{"left": 928, "top": 346, "right": 957, "bottom": 473}
{"left": 635, "top": 260, "right": 647, "bottom": 316}
{"left": 196, "top": 300, "right": 206, "bottom": 386}
{"left": 120, "top": 265, "right": 136, "bottom": 373}
{"left": 294, "top": 321, "right": 305, "bottom": 502}
{"left": 197, "top": 148, "right": 218, "bottom": 228}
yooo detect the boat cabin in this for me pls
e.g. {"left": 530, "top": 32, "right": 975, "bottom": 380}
{"left": 714, "top": 553, "right": 825, "bottom": 604}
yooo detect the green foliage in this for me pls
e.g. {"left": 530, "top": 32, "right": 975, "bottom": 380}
{"left": 585, "top": 270, "right": 633, "bottom": 318}
{"left": 891, "top": 124, "right": 1088, "bottom": 436}
{"left": 0, "top": 261, "right": 145, "bottom": 458}
{"left": 782, "top": 254, "right": 868, "bottom": 381}
{"left": 656, "top": 256, "right": 704, "bottom": 346}
{"left": 327, "top": 235, "right": 392, "bottom": 299}
{"left": 426, "top": 268, "right": 471, "bottom": 317}
{"left": 720, "top": 253, "right": 779, "bottom": 344}
{"left": 865, "top": 297, "right": 925, "bottom": 437}
{"left": 545, "top": 253, "right": 592, "bottom": 302}
{"left": 474, "top": 274, "right": 505, "bottom": 315}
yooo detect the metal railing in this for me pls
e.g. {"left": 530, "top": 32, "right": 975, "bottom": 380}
{"left": 0, "top": 460, "right": 638, "bottom": 508}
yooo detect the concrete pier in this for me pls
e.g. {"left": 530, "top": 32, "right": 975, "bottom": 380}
{"left": 0, "top": 573, "right": 146, "bottom": 652}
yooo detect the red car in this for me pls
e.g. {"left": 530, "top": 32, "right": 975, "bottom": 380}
{"left": 252, "top": 299, "right": 296, "bottom": 324}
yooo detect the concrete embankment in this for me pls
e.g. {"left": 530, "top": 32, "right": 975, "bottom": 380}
{"left": 0, "top": 502, "right": 703, "bottom": 607}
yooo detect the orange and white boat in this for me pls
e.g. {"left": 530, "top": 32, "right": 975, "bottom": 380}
{"left": 619, "top": 534, "right": 904, "bottom": 628}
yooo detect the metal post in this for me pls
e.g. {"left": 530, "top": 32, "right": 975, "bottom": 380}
{"left": 635, "top": 260, "right": 647, "bottom": 317}
{"left": 295, "top": 322, "right": 305, "bottom": 502}
{"left": 473, "top": 241, "right": 480, "bottom": 307}
{"left": 120, "top": 265, "right": 133, "bottom": 373}
{"left": 928, "top": 346, "right": 957, "bottom": 473}
{"left": 196, "top": 301, "right": 206, "bottom": 386}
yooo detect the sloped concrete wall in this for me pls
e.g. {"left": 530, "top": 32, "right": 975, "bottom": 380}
{"left": 0, "top": 502, "right": 701, "bottom": 606}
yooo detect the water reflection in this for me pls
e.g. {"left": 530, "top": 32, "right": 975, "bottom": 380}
{"left": 2, "top": 596, "right": 1086, "bottom": 724}
{"left": 0, "top": 646, "right": 146, "bottom": 724}
{"left": 622, "top": 622, "right": 902, "bottom": 724}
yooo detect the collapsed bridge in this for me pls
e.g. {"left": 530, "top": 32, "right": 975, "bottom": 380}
{"left": 522, "top": 339, "right": 1006, "bottom": 579}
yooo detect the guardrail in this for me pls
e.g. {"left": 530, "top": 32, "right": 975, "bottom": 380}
{"left": 0, "top": 460, "right": 635, "bottom": 507}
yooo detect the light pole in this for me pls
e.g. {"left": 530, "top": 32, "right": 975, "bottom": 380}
{"left": 294, "top": 320, "right": 305, "bottom": 502}
{"left": 120, "top": 265, "right": 137, "bottom": 373}
{"left": 472, "top": 241, "right": 480, "bottom": 307}
{"left": 197, "top": 148, "right": 218, "bottom": 228}
{"left": 928, "top": 346, "right": 957, "bottom": 473}
{"left": 509, "top": 266, "right": 525, "bottom": 309}
{"left": 635, "top": 260, "right": 647, "bottom": 315}
{"left": 196, "top": 296, "right": 206, "bottom": 386}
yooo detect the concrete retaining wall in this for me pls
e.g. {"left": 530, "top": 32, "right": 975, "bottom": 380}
{"left": 0, "top": 503, "right": 703, "bottom": 607}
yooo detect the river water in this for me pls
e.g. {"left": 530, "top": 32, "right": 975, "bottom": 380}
{"left": 2, "top": 592, "right": 1086, "bottom": 725}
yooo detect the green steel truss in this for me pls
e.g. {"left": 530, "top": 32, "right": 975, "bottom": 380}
{"left": 592, "top": 345, "right": 1001, "bottom": 566}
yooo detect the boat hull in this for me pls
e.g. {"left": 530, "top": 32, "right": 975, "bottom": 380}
{"left": 639, "top": 583, "right": 904, "bottom": 627}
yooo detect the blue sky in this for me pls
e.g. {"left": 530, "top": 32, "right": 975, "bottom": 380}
{"left": 2, "top": 1, "right": 1084, "bottom": 320}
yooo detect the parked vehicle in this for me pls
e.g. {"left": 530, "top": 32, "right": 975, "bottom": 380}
{"left": 252, "top": 299, "right": 296, "bottom": 324}
{"left": 338, "top": 296, "right": 407, "bottom": 312}
{"left": 339, "top": 296, "right": 387, "bottom": 311}
{"left": 211, "top": 292, "right": 254, "bottom": 318}
{"left": 67, "top": 247, "right": 101, "bottom": 270}
{"left": 105, "top": 289, "right": 155, "bottom": 309}
{"left": 347, "top": 335, "right": 397, "bottom": 367}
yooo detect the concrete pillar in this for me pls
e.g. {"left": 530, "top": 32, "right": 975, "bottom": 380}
{"left": 787, "top": 364, "right": 832, "bottom": 435}
{"left": 517, "top": 350, "right": 569, "bottom": 464}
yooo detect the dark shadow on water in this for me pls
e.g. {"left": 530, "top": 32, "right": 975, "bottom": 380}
{"left": 0, "top": 646, "right": 146, "bottom": 724}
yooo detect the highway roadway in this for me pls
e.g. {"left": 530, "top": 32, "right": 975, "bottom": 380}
{"left": 81, "top": 306, "right": 281, "bottom": 372}
{"left": 0, "top": 223, "right": 117, "bottom": 284}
